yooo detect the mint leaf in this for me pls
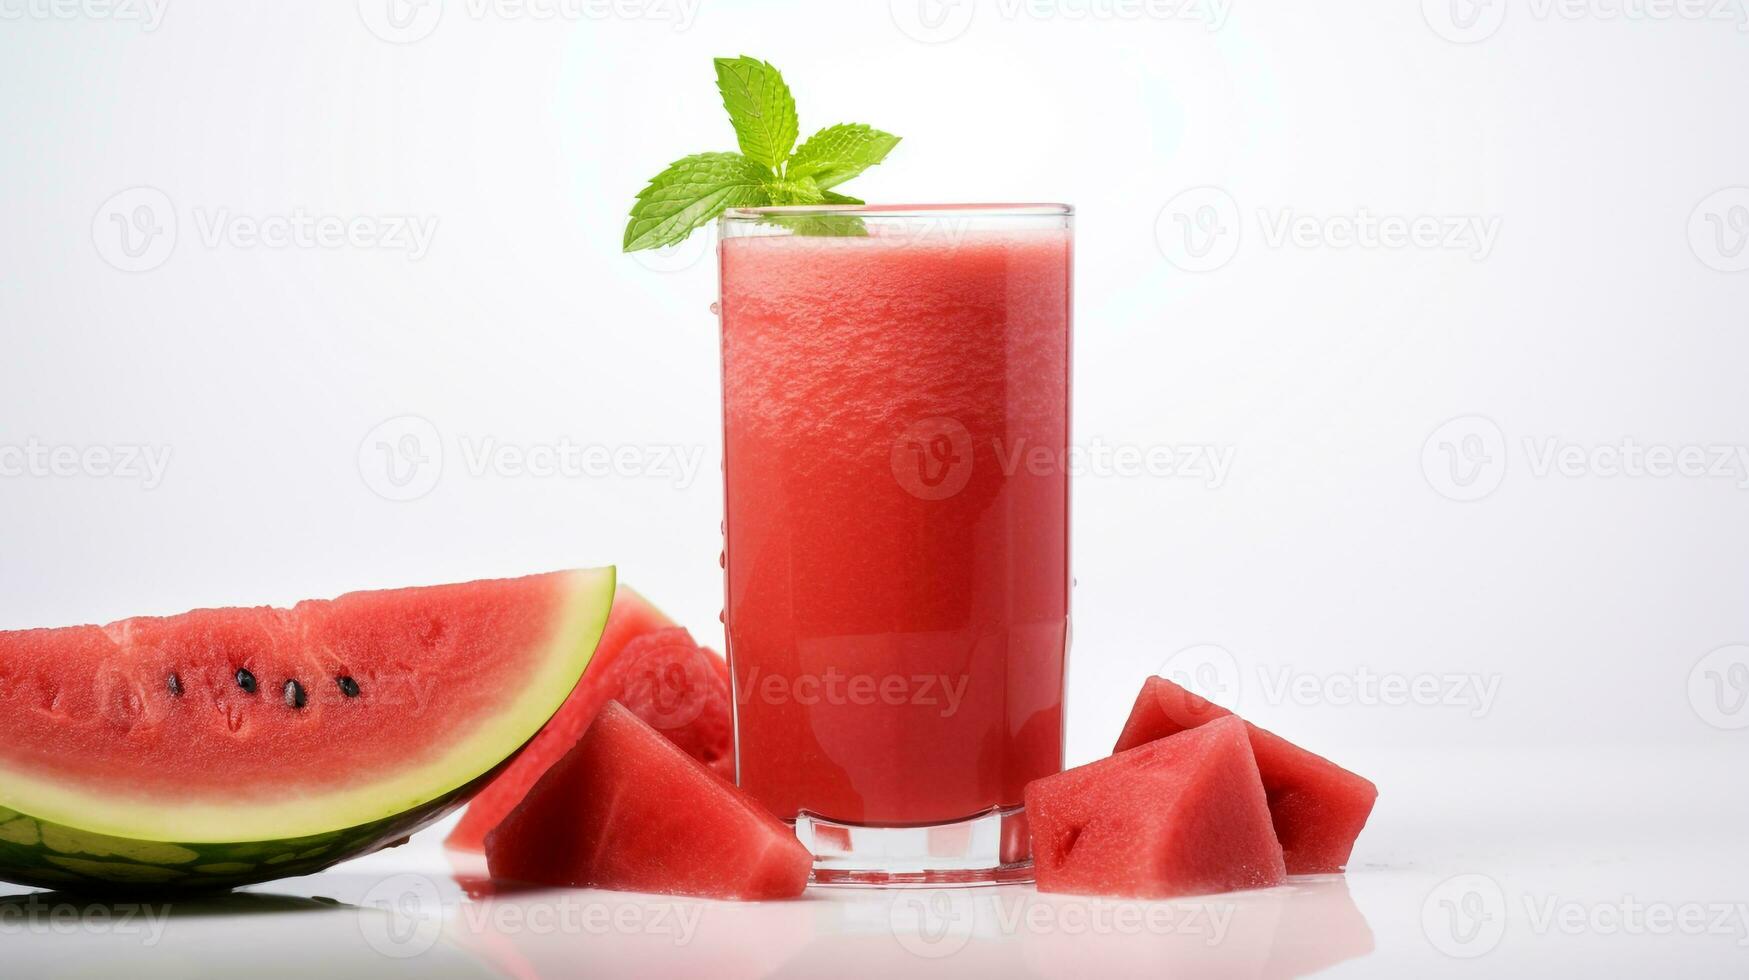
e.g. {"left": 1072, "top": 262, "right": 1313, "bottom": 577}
{"left": 758, "top": 213, "right": 869, "bottom": 238}
{"left": 821, "top": 190, "right": 864, "bottom": 205}
{"left": 713, "top": 56, "right": 799, "bottom": 171}
{"left": 766, "top": 176, "right": 826, "bottom": 205}
{"left": 786, "top": 124, "right": 901, "bottom": 189}
{"left": 623, "top": 152, "right": 772, "bottom": 252}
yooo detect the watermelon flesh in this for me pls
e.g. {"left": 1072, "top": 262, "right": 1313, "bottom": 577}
{"left": 1026, "top": 716, "right": 1286, "bottom": 899}
{"left": 1114, "top": 676, "right": 1378, "bottom": 874}
{"left": 0, "top": 568, "right": 616, "bottom": 892}
{"left": 485, "top": 701, "right": 812, "bottom": 901}
{"left": 447, "top": 586, "right": 732, "bottom": 852}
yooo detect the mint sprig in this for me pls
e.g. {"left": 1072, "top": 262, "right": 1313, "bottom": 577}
{"left": 623, "top": 56, "right": 900, "bottom": 252}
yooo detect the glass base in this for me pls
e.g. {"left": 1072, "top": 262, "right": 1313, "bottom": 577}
{"left": 795, "top": 805, "right": 1035, "bottom": 887}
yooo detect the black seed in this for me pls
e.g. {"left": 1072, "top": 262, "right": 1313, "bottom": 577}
{"left": 284, "top": 679, "right": 307, "bottom": 710}
{"left": 166, "top": 673, "right": 183, "bottom": 697}
{"left": 337, "top": 676, "right": 360, "bottom": 698}
{"left": 235, "top": 668, "right": 257, "bottom": 694}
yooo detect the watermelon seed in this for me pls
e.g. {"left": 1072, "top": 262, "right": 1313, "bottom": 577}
{"left": 166, "top": 673, "right": 183, "bottom": 697}
{"left": 337, "top": 676, "right": 360, "bottom": 698}
{"left": 284, "top": 679, "right": 307, "bottom": 710}
{"left": 235, "top": 668, "right": 257, "bottom": 694}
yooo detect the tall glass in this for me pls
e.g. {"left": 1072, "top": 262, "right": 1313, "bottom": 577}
{"left": 717, "top": 204, "right": 1072, "bottom": 884}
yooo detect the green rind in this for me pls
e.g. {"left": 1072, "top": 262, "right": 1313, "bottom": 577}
{"left": 0, "top": 789, "right": 469, "bottom": 893}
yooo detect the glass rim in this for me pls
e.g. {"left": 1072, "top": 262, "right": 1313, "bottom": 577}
{"left": 721, "top": 202, "right": 1073, "bottom": 221}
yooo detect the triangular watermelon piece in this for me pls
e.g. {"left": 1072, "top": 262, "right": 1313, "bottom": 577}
{"left": 447, "top": 587, "right": 732, "bottom": 852}
{"left": 1114, "top": 676, "right": 1377, "bottom": 874}
{"left": 1026, "top": 716, "right": 1285, "bottom": 899}
{"left": 485, "top": 702, "right": 812, "bottom": 901}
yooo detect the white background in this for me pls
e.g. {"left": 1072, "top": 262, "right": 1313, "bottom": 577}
{"left": 4, "top": 1, "right": 1749, "bottom": 975}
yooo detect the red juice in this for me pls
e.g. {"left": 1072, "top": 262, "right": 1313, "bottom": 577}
{"left": 717, "top": 206, "right": 1072, "bottom": 871}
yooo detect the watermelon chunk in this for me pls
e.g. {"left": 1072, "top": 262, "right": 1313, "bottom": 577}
{"left": 447, "top": 587, "right": 732, "bottom": 852}
{"left": 1026, "top": 716, "right": 1285, "bottom": 899}
{"left": 485, "top": 701, "right": 812, "bottom": 901}
{"left": 0, "top": 568, "right": 617, "bottom": 892}
{"left": 1114, "top": 676, "right": 1377, "bottom": 874}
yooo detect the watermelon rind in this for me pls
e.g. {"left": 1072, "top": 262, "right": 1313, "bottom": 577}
{"left": 0, "top": 567, "right": 615, "bottom": 892}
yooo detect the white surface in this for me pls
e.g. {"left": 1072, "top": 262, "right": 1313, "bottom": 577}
{"left": 3, "top": 1, "right": 1748, "bottom": 976}
{"left": 7, "top": 759, "right": 1749, "bottom": 978}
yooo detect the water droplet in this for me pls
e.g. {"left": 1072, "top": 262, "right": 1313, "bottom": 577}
{"left": 709, "top": 302, "right": 721, "bottom": 316}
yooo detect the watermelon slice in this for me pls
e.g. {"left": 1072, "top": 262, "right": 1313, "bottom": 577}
{"left": 0, "top": 568, "right": 616, "bottom": 892}
{"left": 1114, "top": 676, "right": 1378, "bottom": 874}
{"left": 485, "top": 701, "right": 812, "bottom": 901}
{"left": 1026, "top": 717, "right": 1286, "bottom": 899}
{"left": 446, "top": 586, "right": 732, "bottom": 852}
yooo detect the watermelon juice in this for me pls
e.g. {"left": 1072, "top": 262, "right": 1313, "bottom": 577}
{"left": 717, "top": 204, "right": 1072, "bottom": 882}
